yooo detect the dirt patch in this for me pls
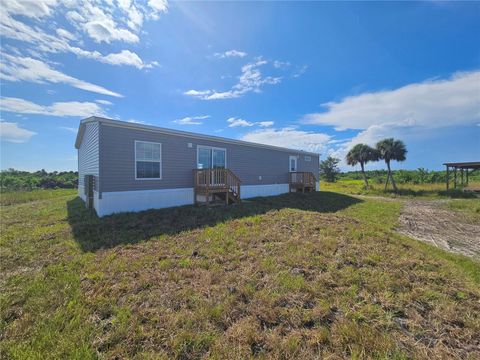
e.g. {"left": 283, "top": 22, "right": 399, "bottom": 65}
{"left": 397, "top": 200, "right": 480, "bottom": 259}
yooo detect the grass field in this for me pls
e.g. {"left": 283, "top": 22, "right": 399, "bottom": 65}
{"left": 443, "top": 199, "right": 480, "bottom": 224}
{"left": 0, "top": 188, "right": 76, "bottom": 206}
{"left": 321, "top": 179, "right": 480, "bottom": 199}
{"left": 1, "top": 189, "right": 479, "bottom": 359}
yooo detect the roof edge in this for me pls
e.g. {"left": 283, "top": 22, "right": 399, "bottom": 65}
{"left": 74, "top": 116, "right": 97, "bottom": 149}
{"left": 76, "top": 116, "right": 321, "bottom": 157}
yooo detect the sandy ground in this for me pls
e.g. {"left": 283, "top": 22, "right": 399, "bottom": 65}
{"left": 396, "top": 200, "right": 480, "bottom": 259}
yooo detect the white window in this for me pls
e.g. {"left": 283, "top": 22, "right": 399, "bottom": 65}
{"left": 135, "top": 141, "right": 162, "bottom": 179}
{"left": 289, "top": 155, "right": 297, "bottom": 172}
{"left": 197, "top": 146, "right": 226, "bottom": 169}
{"left": 305, "top": 155, "right": 311, "bottom": 162}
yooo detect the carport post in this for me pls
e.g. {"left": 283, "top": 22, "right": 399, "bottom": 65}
{"left": 454, "top": 167, "right": 457, "bottom": 189}
{"left": 446, "top": 165, "right": 449, "bottom": 190}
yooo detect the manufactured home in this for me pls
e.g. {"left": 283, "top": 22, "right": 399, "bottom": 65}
{"left": 75, "top": 117, "right": 320, "bottom": 216}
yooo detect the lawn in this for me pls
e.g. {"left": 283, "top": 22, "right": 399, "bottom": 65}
{"left": 321, "top": 179, "right": 480, "bottom": 199}
{"left": 1, "top": 189, "right": 479, "bottom": 359}
{"left": 0, "top": 188, "right": 76, "bottom": 206}
{"left": 443, "top": 199, "right": 480, "bottom": 224}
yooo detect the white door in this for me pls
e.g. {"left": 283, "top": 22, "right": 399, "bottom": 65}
{"left": 289, "top": 156, "right": 297, "bottom": 172}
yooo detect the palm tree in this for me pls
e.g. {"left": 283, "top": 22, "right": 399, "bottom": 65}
{"left": 376, "top": 138, "right": 407, "bottom": 191}
{"left": 345, "top": 144, "right": 379, "bottom": 189}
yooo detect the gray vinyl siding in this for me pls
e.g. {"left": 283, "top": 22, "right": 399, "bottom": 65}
{"left": 78, "top": 122, "right": 99, "bottom": 189}
{"left": 99, "top": 122, "right": 319, "bottom": 192}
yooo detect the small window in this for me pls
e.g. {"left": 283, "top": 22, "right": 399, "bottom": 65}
{"left": 135, "top": 141, "right": 161, "bottom": 179}
{"left": 305, "top": 155, "right": 311, "bottom": 162}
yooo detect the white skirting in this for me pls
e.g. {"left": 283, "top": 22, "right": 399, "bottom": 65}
{"left": 82, "top": 183, "right": 291, "bottom": 217}
{"left": 95, "top": 188, "right": 194, "bottom": 216}
{"left": 241, "top": 183, "right": 289, "bottom": 199}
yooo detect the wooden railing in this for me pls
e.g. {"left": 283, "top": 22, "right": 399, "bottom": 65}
{"left": 289, "top": 171, "right": 316, "bottom": 188}
{"left": 193, "top": 168, "right": 241, "bottom": 199}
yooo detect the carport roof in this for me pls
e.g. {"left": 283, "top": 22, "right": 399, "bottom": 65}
{"left": 443, "top": 161, "right": 480, "bottom": 169}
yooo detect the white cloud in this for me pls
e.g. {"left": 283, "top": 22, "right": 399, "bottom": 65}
{"left": 174, "top": 115, "right": 210, "bottom": 125}
{"left": 273, "top": 60, "right": 290, "bottom": 69}
{"left": 258, "top": 121, "right": 274, "bottom": 127}
{"left": 0, "top": 54, "right": 122, "bottom": 97}
{"left": 184, "top": 90, "right": 211, "bottom": 97}
{"left": 83, "top": 19, "right": 139, "bottom": 44}
{"left": 127, "top": 119, "right": 147, "bottom": 124}
{"left": 59, "top": 126, "right": 78, "bottom": 133}
{"left": 241, "top": 127, "right": 330, "bottom": 153}
{"left": 0, "top": 1, "right": 164, "bottom": 69}
{"left": 148, "top": 0, "right": 169, "bottom": 17}
{"left": 226, "top": 118, "right": 274, "bottom": 128}
{"left": 64, "top": 1, "right": 167, "bottom": 44}
{"left": 293, "top": 65, "right": 308, "bottom": 78}
{"left": 185, "top": 59, "right": 282, "bottom": 100}
{"left": 214, "top": 50, "right": 247, "bottom": 58}
{"left": 1, "top": 97, "right": 106, "bottom": 117}
{"left": 101, "top": 50, "right": 158, "bottom": 69}
{"left": 95, "top": 99, "right": 113, "bottom": 105}
{"left": 303, "top": 70, "right": 480, "bottom": 130}
{"left": 227, "top": 117, "right": 254, "bottom": 127}
{"left": 0, "top": 121, "right": 37, "bottom": 143}
{"left": 1, "top": 0, "right": 58, "bottom": 19}
{"left": 56, "top": 28, "right": 76, "bottom": 41}
{"left": 309, "top": 70, "right": 480, "bottom": 170}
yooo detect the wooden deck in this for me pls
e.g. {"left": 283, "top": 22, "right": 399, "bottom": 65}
{"left": 289, "top": 172, "right": 317, "bottom": 193}
{"left": 193, "top": 168, "right": 241, "bottom": 206}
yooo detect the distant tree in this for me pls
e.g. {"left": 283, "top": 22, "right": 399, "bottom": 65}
{"left": 0, "top": 169, "right": 78, "bottom": 191}
{"left": 345, "top": 144, "right": 379, "bottom": 189}
{"left": 376, "top": 138, "right": 407, "bottom": 191}
{"left": 319, "top": 156, "right": 340, "bottom": 182}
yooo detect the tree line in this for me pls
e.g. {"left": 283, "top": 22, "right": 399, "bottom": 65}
{"left": 0, "top": 169, "right": 78, "bottom": 192}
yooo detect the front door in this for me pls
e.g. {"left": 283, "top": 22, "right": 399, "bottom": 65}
{"left": 289, "top": 156, "right": 297, "bottom": 172}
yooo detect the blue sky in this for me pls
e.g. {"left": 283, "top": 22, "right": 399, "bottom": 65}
{"left": 1, "top": 0, "right": 479, "bottom": 172}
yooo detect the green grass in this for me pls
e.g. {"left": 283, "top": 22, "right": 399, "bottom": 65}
{"left": 1, "top": 189, "right": 479, "bottom": 359}
{"left": 321, "top": 179, "right": 479, "bottom": 199}
{"left": 0, "top": 188, "right": 76, "bottom": 206}
{"left": 443, "top": 199, "right": 480, "bottom": 224}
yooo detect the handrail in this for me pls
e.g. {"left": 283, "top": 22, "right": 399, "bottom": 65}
{"left": 289, "top": 171, "right": 316, "bottom": 186}
{"left": 193, "top": 168, "right": 242, "bottom": 199}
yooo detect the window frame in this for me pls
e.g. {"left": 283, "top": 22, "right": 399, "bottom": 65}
{"left": 196, "top": 145, "right": 227, "bottom": 169}
{"left": 134, "top": 140, "right": 162, "bottom": 180}
{"left": 304, "top": 155, "right": 312, "bottom": 162}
